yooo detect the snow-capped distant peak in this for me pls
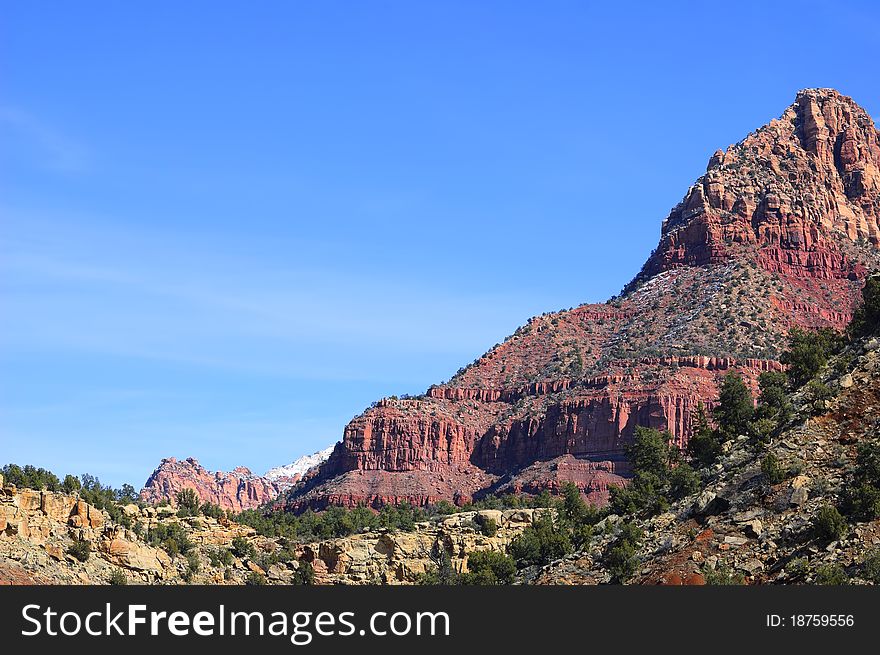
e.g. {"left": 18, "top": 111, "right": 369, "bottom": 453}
{"left": 265, "top": 445, "right": 334, "bottom": 482}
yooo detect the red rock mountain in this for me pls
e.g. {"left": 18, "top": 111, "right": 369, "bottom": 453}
{"left": 287, "top": 89, "right": 880, "bottom": 510}
{"left": 140, "top": 458, "right": 294, "bottom": 512}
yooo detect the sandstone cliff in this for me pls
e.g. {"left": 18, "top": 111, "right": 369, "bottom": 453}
{"left": 290, "top": 89, "right": 880, "bottom": 510}
{"left": 140, "top": 457, "right": 290, "bottom": 512}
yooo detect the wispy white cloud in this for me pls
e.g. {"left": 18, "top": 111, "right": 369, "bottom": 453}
{"left": 0, "top": 208, "right": 534, "bottom": 383}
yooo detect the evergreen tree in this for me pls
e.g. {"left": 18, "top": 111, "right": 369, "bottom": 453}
{"left": 713, "top": 372, "right": 754, "bottom": 439}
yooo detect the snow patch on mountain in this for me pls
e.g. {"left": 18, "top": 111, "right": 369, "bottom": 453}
{"left": 265, "top": 445, "right": 334, "bottom": 482}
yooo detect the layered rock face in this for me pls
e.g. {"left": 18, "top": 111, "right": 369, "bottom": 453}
{"left": 140, "top": 458, "right": 290, "bottom": 511}
{"left": 291, "top": 89, "right": 880, "bottom": 510}
{"left": 141, "top": 448, "right": 333, "bottom": 511}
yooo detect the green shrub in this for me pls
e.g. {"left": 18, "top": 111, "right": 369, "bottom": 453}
{"left": 785, "top": 558, "right": 810, "bottom": 580}
{"left": 108, "top": 569, "right": 127, "bottom": 585}
{"left": 176, "top": 488, "right": 200, "bottom": 518}
{"left": 755, "top": 371, "right": 791, "bottom": 427}
{"left": 840, "top": 483, "right": 880, "bottom": 521}
{"left": 668, "top": 463, "right": 701, "bottom": 499}
{"left": 848, "top": 273, "right": 880, "bottom": 339}
{"left": 854, "top": 440, "right": 880, "bottom": 485}
{"left": 200, "top": 502, "right": 225, "bottom": 519}
{"left": 61, "top": 474, "right": 82, "bottom": 494}
{"left": 1, "top": 464, "right": 60, "bottom": 491}
{"left": 840, "top": 440, "right": 880, "bottom": 520}
{"left": 245, "top": 571, "right": 267, "bottom": 586}
{"left": 231, "top": 536, "right": 256, "bottom": 560}
{"left": 861, "top": 549, "right": 880, "bottom": 584}
{"left": 291, "top": 561, "right": 315, "bottom": 586}
{"left": 761, "top": 453, "right": 785, "bottom": 485}
{"left": 781, "top": 327, "right": 840, "bottom": 388}
{"left": 432, "top": 500, "right": 457, "bottom": 516}
{"left": 571, "top": 523, "right": 594, "bottom": 550}
{"left": 508, "top": 514, "right": 572, "bottom": 568}
{"left": 418, "top": 549, "right": 459, "bottom": 585}
{"left": 713, "top": 372, "right": 754, "bottom": 439}
{"left": 687, "top": 404, "right": 722, "bottom": 467}
{"left": 67, "top": 540, "right": 91, "bottom": 562}
{"left": 603, "top": 522, "right": 643, "bottom": 583}
{"left": 806, "top": 380, "right": 833, "bottom": 414}
{"left": 474, "top": 515, "right": 498, "bottom": 537}
{"left": 703, "top": 562, "right": 745, "bottom": 585}
{"left": 208, "top": 548, "right": 234, "bottom": 568}
{"left": 627, "top": 426, "right": 674, "bottom": 478}
{"left": 459, "top": 550, "right": 516, "bottom": 585}
{"left": 815, "top": 563, "right": 848, "bottom": 585}
{"left": 812, "top": 505, "right": 848, "bottom": 542}
{"left": 609, "top": 471, "right": 668, "bottom": 516}
{"left": 185, "top": 552, "right": 200, "bottom": 576}
{"left": 145, "top": 522, "right": 193, "bottom": 556}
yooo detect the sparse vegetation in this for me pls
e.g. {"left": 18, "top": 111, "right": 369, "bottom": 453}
{"left": 610, "top": 426, "right": 701, "bottom": 516}
{"left": 815, "top": 563, "right": 848, "bottom": 585}
{"left": 812, "top": 505, "right": 848, "bottom": 542}
{"left": 176, "top": 488, "right": 200, "bottom": 517}
{"left": 761, "top": 453, "right": 785, "bottom": 484}
{"left": 703, "top": 562, "right": 745, "bottom": 585}
{"left": 780, "top": 327, "right": 841, "bottom": 388}
{"left": 245, "top": 571, "right": 267, "bottom": 586}
{"left": 459, "top": 550, "right": 516, "bottom": 585}
{"left": 231, "top": 536, "right": 256, "bottom": 560}
{"left": 603, "top": 522, "right": 643, "bottom": 583}
{"left": 108, "top": 569, "right": 127, "bottom": 585}
{"left": 508, "top": 513, "right": 572, "bottom": 568}
{"left": 67, "top": 540, "right": 91, "bottom": 562}
{"left": 840, "top": 440, "right": 880, "bottom": 521}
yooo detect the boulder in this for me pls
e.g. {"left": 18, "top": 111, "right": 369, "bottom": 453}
{"left": 99, "top": 534, "right": 169, "bottom": 573}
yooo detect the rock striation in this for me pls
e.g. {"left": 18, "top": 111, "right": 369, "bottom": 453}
{"left": 141, "top": 448, "right": 334, "bottom": 511}
{"left": 140, "top": 458, "right": 287, "bottom": 511}
{"left": 290, "top": 89, "right": 880, "bottom": 510}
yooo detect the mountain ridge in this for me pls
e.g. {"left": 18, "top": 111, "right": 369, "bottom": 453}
{"left": 140, "top": 446, "right": 333, "bottom": 511}
{"left": 288, "top": 88, "right": 880, "bottom": 511}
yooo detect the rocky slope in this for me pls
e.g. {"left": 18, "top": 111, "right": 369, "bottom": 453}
{"left": 140, "top": 448, "right": 332, "bottom": 511}
{"left": 1, "top": 476, "right": 537, "bottom": 585}
{"left": 291, "top": 88, "right": 880, "bottom": 510}
{"left": 533, "top": 329, "right": 880, "bottom": 585}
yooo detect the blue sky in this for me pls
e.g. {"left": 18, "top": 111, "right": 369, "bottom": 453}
{"left": 2, "top": 1, "right": 878, "bottom": 488}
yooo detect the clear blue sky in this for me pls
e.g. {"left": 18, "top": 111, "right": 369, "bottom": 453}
{"left": 2, "top": 1, "right": 878, "bottom": 488}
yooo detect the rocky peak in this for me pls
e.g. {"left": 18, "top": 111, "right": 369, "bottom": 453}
{"left": 635, "top": 88, "right": 879, "bottom": 286}
{"left": 140, "top": 458, "right": 285, "bottom": 512}
{"left": 290, "top": 90, "right": 879, "bottom": 512}
{"left": 141, "top": 448, "right": 334, "bottom": 512}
